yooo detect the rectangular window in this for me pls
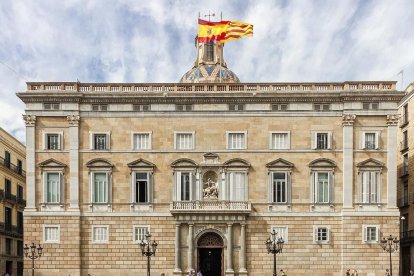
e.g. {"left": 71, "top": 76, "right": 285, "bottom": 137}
{"left": 314, "top": 104, "right": 330, "bottom": 111}
{"left": 45, "top": 172, "right": 61, "bottom": 203}
{"left": 44, "top": 225, "right": 60, "bottom": 243}
{"left": 17, "top": 159, "right": 22, "bottom": 175}
{"left": 227, "top": 132, "right": 246, "bottom": 150}
{"left": 229, "top": 104, "right": 245, "bottom": 111}
{"left": 4, "top": 150, "right": 10, "bottom": 168}
{"left": 272, "top": 172, "right": 287, "bottom": 203}
{"left": 316, "top": 133, "right": 328, "bottom": 149}
{"left": 93, "top": 173, "right": 108, "bottom": 203}
{"left": 402, "top": 130, "right": 408, "bottom": 150}
{"left": 92, "top": 133, "right": 109, "bottom": 150}
{"left": 403, "top": 180, "right": 409, "bottom": 206}
{"left": 135, "top": 172, "right": 149, "bottom": 203}
{"left": 402, "top": 104, "right": 409, "bottom": 125}
{"left": 361, "top": 171, "right": 379, "bottom": 203}
{"left": 403, "top": 154, "right": 409, "bottom": 175}
{"left": 133, "top": 104, "right": 150, "bottom": 111}
{"left": 363, "top": 226, "right": 379, "bottom": 243}
{"left": 133, "top": 133, "right": 151, "bottom": 150}
{"left": 313, "top": 172, "right": 330, "bottom": 203}
{"left": 92, "top": 226, "right": 109, "bottom": 243}
{"left": 180, "top": 172, "right": 191, "bottom": 201}
{"left": 133, "top": 226, "right": 150, "bottom": 243}
{"left": 5, "top": 178, "right": 11, "bottom": 195}
{"left": 17, "top": 211, "right": 23, "bottom": 233}
{"left": 92, "top": 104, "right": 108, "bottom": 111}
{"left": 17, "top": 185, "right": 23, "bottom": 200}
{"left": 270, "top": 132, "right": 290, "bottom": 149}
{"left": 17, "top": 240, "right": 23, "bottom": 257}
{"left": 271, "top": 104, "right": 288, "bottom": 111}
{"left": 4, "top": 207, "right": 12, "bottom": 230}
{"left": 5, "top": 238, "right": 12, "bottom": 255}
{"left": 363, "top": 102, "right": 379, "bottom": 110}
{"left": 46, "top": 133, "right": 61, "bottom": 150}
{"left": 361, "top": 131, "right": 380, "bottom": 150}
{"left": 175, "top": 132, "right": 194, "bottom": 150}
{"left": 44, "top": 103, "right": 60, "bottom": 110}
{"left": 229, "top": 172, "right": 246, "bottom": 201}
{"left": 176, "top": 104, "right": 193, "bottom": 111}
{"left": 314, "top": 226, "right": 329, "bottom": 243}
{"left": 271, "top": 226, "right": 288, "bottom": 243}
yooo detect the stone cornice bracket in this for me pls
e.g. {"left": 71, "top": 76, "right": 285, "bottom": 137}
{"left": 342, "top": 114, "right": 356, "bottom": 126}
{"left": 22, "top": 115, "right": 36, "bottom": 126}
{"left": 67, "top": 115, "right": 80, "bottom": 126}
{"left": 386, "top": 114, "right": 399, "bottom": 126}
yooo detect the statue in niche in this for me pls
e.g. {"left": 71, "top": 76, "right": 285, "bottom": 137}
{"left": 203, "top": 171, "right": 219, "bottom": 199}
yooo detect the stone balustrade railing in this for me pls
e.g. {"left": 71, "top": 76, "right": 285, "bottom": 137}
{"left": 26, "top": 81, "right": 396, "bottom": 93}
{"left": 170, "top": 200, "right": 251, "bottom": 213}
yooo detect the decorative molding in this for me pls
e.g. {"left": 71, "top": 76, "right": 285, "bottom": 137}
{"left": 22, "top": 114, "right": 36, "bottom": 126}
{"left": 38, "top": 158, "right": 67, "bottom": 168}
{"left": 342, "top": 114, "right": 356, "bottom": 126}
{"left": 386, "top": 114, "right": 399, "bottom": 126}
{"left": 356, "top": 158, "right": 385, "bottom": 168}
{"left": 308, "top": 158, "right": 336, "bottom": 168}
{"left": 67, "top": 115, "right": 80, "bottom": 126}
{"left": 266, "top": 158, "right": 294, "bottom": 169}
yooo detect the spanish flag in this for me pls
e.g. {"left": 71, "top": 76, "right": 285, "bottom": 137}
{"left": 198, "top": 19, "right": 253, "bottom": 43}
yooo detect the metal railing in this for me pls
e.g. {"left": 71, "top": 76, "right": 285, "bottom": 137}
{"left": 400, "top": 139, "right": 409, "bottom": 151}
{"left": 0, "top": 189, "right": 26, "bottom": 207}
{"left": 400, "top": 230, "right": 414, "bottom": 241}
{"left": 0, "top": 156, "right": 25, "bottom": 177}
{"left": 397, "top": 195, "right": 409, "bottom": 207}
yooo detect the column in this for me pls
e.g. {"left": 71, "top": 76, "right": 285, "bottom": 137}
{"left": 387, "top": 114, "right": 399, "bottom": 208}
{"left": 342, "top": 114, "right": 356, "bottom": 208}
{"left": 174, "top": 223, "right": 182, "bottom": 274}
{"left": 239, "top": 223, "right": 247, "bottom": 274}
{"left": 188, "top": 223, "right": 194, "bottom": 272}
{"left": 226, "top": 223, "right": 234, "bottom": 274}
{"left": 23, "top": 115, "right": 36, "bottom": 211}
{"left": 67, "top": 115, "right": 80, "bottom": 210}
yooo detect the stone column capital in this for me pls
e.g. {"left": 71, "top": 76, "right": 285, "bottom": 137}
{"left": 386, "top": 114, "right": 399, "bottom": 126}
{"left": 22, "top": 115, "right": 36, "bottom": 126}
{"left": 67, "top": 115, "right": 80, "bottom": 126}
{"left": 342, "top": 114, "right": 356, "bottom": 126}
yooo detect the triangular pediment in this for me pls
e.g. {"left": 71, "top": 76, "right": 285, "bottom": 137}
{"left": 309, "top": 158, "right": 336, "bottom": 168}
{"left": 356, "top": 158, "right": 385, "bottom": 168}
{"left": 171, "top": 158, "right": 198, "bottom": 168}
{"left": 38, "top": 158, "right": 67, "bottom": 168}
{"left": 266, "top": 158, "right": 294, "bottom": 168}
{"left": 127, "top": 158, "right": 156, "bottom": 168}
{"left": 86, "top": 158, "right": 113, "bottom": 168}
{"left": 223, "top": 158, "right": 251, "bottom": 168}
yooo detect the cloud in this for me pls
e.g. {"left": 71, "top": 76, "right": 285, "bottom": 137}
{"left": 0, "top": 0, "right": 413, "bottom": 143}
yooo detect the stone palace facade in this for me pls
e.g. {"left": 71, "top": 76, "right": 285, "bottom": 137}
{"left": 18, "top": 40, "right": 403, "bottom": 275}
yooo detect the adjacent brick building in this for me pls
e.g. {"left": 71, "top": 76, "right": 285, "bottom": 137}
{"left": 17, "top": 40, "right": 403, "bottom": 275}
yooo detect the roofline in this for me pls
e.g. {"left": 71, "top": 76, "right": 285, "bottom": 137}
{"left": 0, "top": 127, "right": 26, "bottom": 151}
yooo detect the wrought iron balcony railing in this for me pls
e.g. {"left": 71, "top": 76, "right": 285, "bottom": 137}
{"left": 0, "top": 156, "right": 25, "bottom": 177}
{"left": 400, "top": 230, "right": 414, "bottom": 242}
{"left": 398, "top": 195, "right": 410, "bottom": 207}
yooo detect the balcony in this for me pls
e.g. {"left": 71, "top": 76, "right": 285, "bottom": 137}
{"left": 0, "top": 189, "right": 26, "bottom": 208}
{"left": 401, "top": 230, "right": 414, "bottom": 243}
{"left": 0, "top": 223, "right": 24, "bottom": 238}
{"left": 0, "top": 156, "right": 25, "bottom": 178}
{"left": 401, "top": 166, "right": 409, "bottom": 176}
{"left": 4, "top": 192, "right": 16, "bottom": 205}
{"left": 400, "top": 140, "right": 409, "bottom": 151}
{"left": 170, "top": 200, "right": 251, "bottom": 214}
{"left": 398, "top": 195, "right": 410, "bottom": 207}
{"left": 400, "top": 113, "right": 409, "bottom": 127}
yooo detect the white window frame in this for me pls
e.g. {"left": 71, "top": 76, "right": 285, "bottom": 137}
{"left": 42, "top": 171, "right": 64, "bottom": 204}
{"left": 174, "top": 131, "right": 195, "bottom": 150}
{"left": 131, "top": 172, "right": 152, "bottom": 204}
{"left": 226, "top": 131, "right": 247, "bottom": 150}
{"left": 92, "top": 225, "right": 109, "bottom": 244}
{"left": 43, "top": 225, "right": 60, "bottom": 243}
{"left": 174, "top": 171, "right": 195, "bottom": 201}
{"left": 131, "top": 132, "right": 152, "bottom": 150}
{"left": 312, "top": 131, "right": 332, "bottom": 150}
{"left": 312, "top": 171, "right": 333, "bottom": 204}
{"left": 89, "top": 131, "right": 111, "bottom": 150}
{"left": 133, "top": 225, "right": 150, "bottom": 243}
{"left": 363, "top": 225, "right": 379, "bottom": 243}
{"left": 313, "top": 226, "right": 330, "bottom": 243}
{"left": 269, "top": 131, "right": 291, "bottom": 150}
{"left": 359, "top": 170, "right": 381, "bottom": 204}
{"left": 269, "top": 171, "right": 290, "bottom": 204}
{"left": 90, "top": 172, "right": 111, "bottom": 204}
{"left": 361, "top": 131, "right": 380, "bottom": 150}
{"left": 42, "top": 131, "right": 63, "bottom": 151}
{"left": 228, "top": 171, "right": 248, "bottom": 201}
{"left": 271, "top": 226, "right": 288, "bottom": 243}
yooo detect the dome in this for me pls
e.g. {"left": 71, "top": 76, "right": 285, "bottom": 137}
{"left": 180, "top": 64, "right": 240, "bottom": 83}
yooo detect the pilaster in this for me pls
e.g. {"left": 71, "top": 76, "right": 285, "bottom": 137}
{"left": 23, "top": 115, "right": 36, "bottom": 211}
{"left": 342, "top": 114, "right": 356, "bottom": 208}
{"left": 67, "top": 115, "right": 80, "bottom": 210}
{"left": 239, "top": 223, "right": 247, "bottom": 275}
{"left": 188, "top": 223, "right": 194, "bottom": 273}
{"left": 226, "top": 223, "right": 234, "bottom": 275}
{"left": 174, "top": 223, "right": 182, "bottom": 275}
{"left": 386, "top": 114, "right": 398, "bottom": 208}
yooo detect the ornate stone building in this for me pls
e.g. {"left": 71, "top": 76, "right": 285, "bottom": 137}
{"left": 0, "top": 127, "right": 26, "bottom": 275}
{"left": 398, "top": 82, "right": 414, "bottom": 275}
{"left": 18, "top": 40, "right": 403, "bottom": 275}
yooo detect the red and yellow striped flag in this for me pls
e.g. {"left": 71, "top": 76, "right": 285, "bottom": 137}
{"left": 198, "top": 19, "right": 253, "bottom": 43}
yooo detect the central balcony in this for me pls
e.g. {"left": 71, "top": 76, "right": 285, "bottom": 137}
{"left": 170, "top": 200, "right": 251, "bottom": 214}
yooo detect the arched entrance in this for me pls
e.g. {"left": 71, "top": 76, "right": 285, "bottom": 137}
{"left": 197, "top": 232, "right": 224, "bottom": 276}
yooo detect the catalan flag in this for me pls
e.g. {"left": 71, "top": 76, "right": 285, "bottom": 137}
{"left": 198, "top": 19, "right": 253, "bottom": 43}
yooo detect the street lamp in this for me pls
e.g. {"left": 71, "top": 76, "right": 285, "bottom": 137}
{"left": 23, "top": 243, "right": 43, "bottom": 276}
{"left": 265, "top": 229, "right": 284, "bottom": 276}
{"left": 380, "top": 234, "right": 399, "bottom": 276}
{"left": 140, "top": 232, "right": 158, "bottom": 276}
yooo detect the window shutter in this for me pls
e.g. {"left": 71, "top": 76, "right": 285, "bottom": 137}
{"left": 90, "top": 172, "right": 93, "bottom": 203}
{"left": 59, "top": 172, "right": 63, "bottom": 204}
{"left": 328, "top": 172, "right": 333, "bottom": 203}
{"left": 131, "top": 172, "right": 136, "bottom": 203}
{"left": 361, "top": 132, "right": 366, "bottom": 149}
{"left": 287, "top": 172, "right": 292, "bottom": 204}
{"left": 327, "top": 132, "right": 332, "bottom": 149}
{"left": 312, "top": 131, "right": 317, "bottom": 149}
{"left": 89, "top": 132, "right": 93, "bottom": 149}
{"left": 191, "top": 172, "right": 196, "bottom": 201}
{"left": 268, "top": 172, "right": 273, "bottom": 203}
{"left": 362, "top": 172, "right": 368, "bottom": 203}
{"left": 176, "top": 172, "right": 181, "bottom": 201}
{"left": 58, "top": 133, "right": 62, "bottom": 150}
{"left": 377, "top": 172, "right": 381, "bottom": 203}
{"left": 106, "top": 133, "right": 111, "bottom": 150}
{"left": 326, "top": 228, "right": 331, "bottom": 243}
{"left": 311, "top": 172, "right": 316, "bottom": 203}
{"left": 370, "top": 172, "right": 377, "bottom": 203}
{"left": 375, "top": 131, "right": 380, "bottom": 149}
{"left": 147, "top": 173, "right": 152, "bottom": 203}
{"left": 363, "top": 226, "right": 367, "bottom": 242}
{"left": 375, "top": 227, "right": 379, "bottom": 242}
{"left": 43, "top": 172, "right": 47, "bottom": 203}
{"left": 42, "top": 132, "right": 46, "bottom": 150}
{"left": 313, "top": 227, "right": 317, "bottom": 242}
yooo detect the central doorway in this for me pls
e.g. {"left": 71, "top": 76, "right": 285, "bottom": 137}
{"left": 197, "top": 232, "right": 224, "bottom": 276}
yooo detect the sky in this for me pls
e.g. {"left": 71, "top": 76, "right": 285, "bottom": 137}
{"left": 1, "top": 0, "right": 414, "bottom": 143}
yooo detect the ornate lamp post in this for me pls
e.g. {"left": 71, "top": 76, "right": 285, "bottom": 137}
{"left": 23, "top": 243, "right": 43, "bottom": 276}
{"left": 380, "top": 234, "right": 399, "bottom": 276}
{"left": 140, "top": 233, "right": 158, "bottom": 276}
{"left": 265, "top": 229, "right": 284, "bottom": 276}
